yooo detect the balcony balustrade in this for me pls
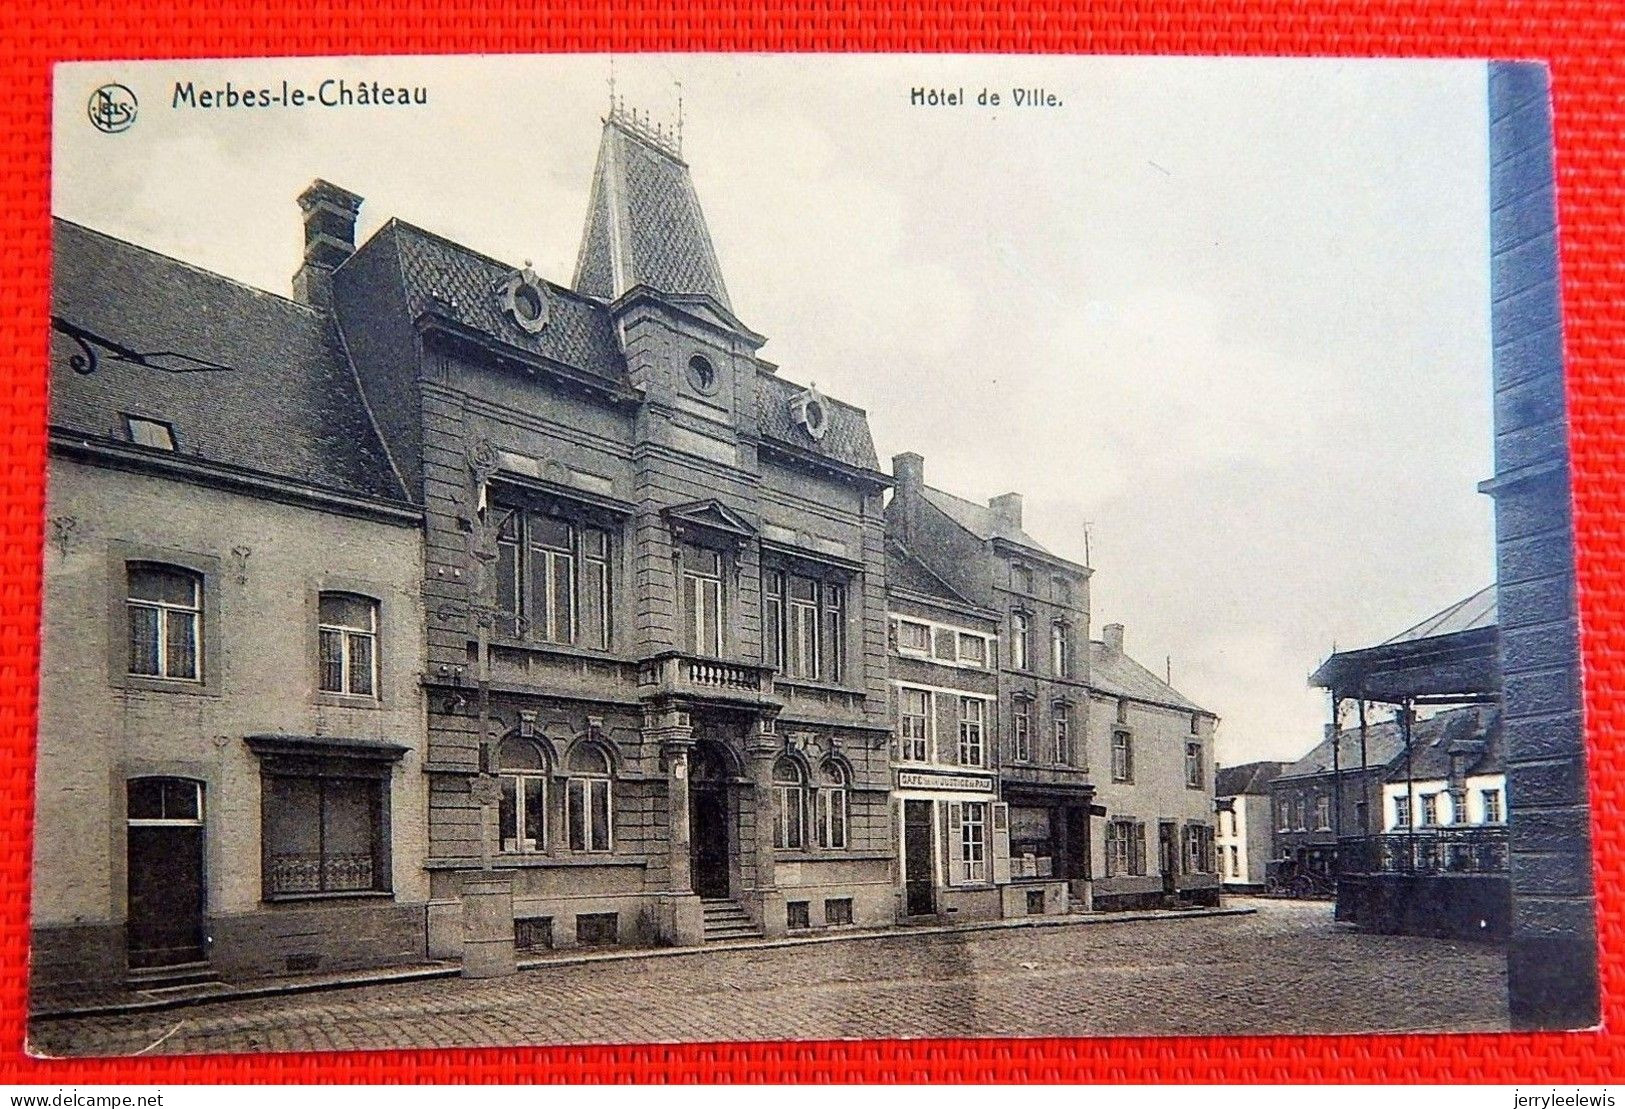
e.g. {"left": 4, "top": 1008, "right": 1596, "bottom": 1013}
{"left": 637, "top": 651, "right": 779, "bottom": 706}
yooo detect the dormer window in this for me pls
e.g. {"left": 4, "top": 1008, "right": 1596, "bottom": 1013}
{"left": 791, "top": 386, "right": 830, "bottom": 441}
{"left": 497, "top": 264, "right": 550, "bottom": 334}
{"left": 123, "top": 415, "right": 176, "bottom": 451}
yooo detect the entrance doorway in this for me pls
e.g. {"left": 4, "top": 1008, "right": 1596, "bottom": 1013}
{"left": 689, "top": 744, "right": 731, "bottom": 899}
{"left": 1158, "top": 820, "right": 1178, "bottom": 896}
{"left": 125, "top": 777, "right": 206, "bottom": 969}
{"left": 903, "top": 799, "right": 935, "bottom": 916}
{"left": 1065, "top": 807, "right": 1091, "bottom": 880}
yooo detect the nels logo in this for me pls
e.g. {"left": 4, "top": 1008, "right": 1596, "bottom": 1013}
{"left": 87, "top": 83, "right": 137, "bottom": 133}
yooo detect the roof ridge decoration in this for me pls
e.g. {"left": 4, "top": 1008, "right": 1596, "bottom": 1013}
{"left": 572, "top": 111, "right": 734, "bottom": 312}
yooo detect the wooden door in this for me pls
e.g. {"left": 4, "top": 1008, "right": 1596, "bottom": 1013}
{"left": 126, "top": 778, "right": 205, "bottom": 969}
{"left": 690, "top": 785, "right": 730, "bottom": 899}
{"left": 903, "top": 800, "right": 935, "bottom": 916}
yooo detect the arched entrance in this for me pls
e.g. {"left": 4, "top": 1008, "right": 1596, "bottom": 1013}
{"left": 125, "top": 776, "right": 206, "bottom": 969}
{"left": 689, "top": 743, "right": 733, "bottom": 899}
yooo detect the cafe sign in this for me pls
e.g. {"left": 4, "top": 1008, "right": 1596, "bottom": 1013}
{"left": 896, "top": 770, "right": 995, "bottom": 793}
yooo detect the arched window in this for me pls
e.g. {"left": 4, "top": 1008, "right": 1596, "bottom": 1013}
{"left": 772, "top": 756, "right": 807, "bottom": 850}
{"left": 815, "top": 761, "right": 848, "bottom": 850}
{"left": 318, "top": 592, "right": 378, "bottom": 696}
{"left": 1051, "top": 621, "right": 1071, "bottom": 678}
{"left": 566, "top": 742, "right": 613, "bottom": 853}
{"left": 127, "top": 562, "right": 201, "bottom": 680}
{"left": 498, "top": 736, "right": 547, "bottom": 854}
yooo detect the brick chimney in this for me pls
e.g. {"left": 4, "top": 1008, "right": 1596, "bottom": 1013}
{"left": 988, "top": 492, "right": 1023, "bottom": 533}
{"left": 1102, "top": 622, "right": 1124, "bottom": 653}
{"left": 292, "top": 179, "right": 364, "bottom": 310}
{"left": 892, "top": 452, "right": 925, "bottom": 492}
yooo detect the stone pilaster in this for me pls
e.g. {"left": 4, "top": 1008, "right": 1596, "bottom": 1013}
{"left": 745, "top": 715, "right": 786, "bottom": 936}
{"left": 647, "top": 705, "right": 704, "bottom": 946}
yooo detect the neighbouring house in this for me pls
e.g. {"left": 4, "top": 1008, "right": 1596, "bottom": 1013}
{"left": 39, "top": 219, "right": 430, "bottom": 997}
{"left": 886, "top": 454, "right": 1219, "bottom": 914}
{"left": 884, "top": 538, "right": 1003, "bottom": 922}
{"left": 1214, "top": 761, "right": 1288, "bottom": 891}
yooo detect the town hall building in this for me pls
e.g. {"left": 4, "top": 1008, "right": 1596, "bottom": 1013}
{"left": 38, "top": 105, "right": 1221, "bottom": 995}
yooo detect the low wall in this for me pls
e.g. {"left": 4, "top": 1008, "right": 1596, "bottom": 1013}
{"left": 1336, "top": 872, "right": 1510, "bottom": 942}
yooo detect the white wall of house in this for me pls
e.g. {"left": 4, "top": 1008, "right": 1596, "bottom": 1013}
{"left": 1381, "top": 774, "right": 1507, "bottom": 830}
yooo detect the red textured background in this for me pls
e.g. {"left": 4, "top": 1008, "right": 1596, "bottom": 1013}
{"left": 1, "top": 0, "right": 1620, "bottom": 1083}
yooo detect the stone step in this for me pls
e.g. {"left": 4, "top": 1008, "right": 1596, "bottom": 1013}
{"left": 703, "top": 924, "right": 765, "bottom": 941}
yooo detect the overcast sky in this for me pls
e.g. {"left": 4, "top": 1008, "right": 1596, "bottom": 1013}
{"left": 54, "top": 55, "right": 1495, "bottom": 766}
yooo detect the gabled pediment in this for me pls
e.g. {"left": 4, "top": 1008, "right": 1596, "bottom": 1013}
{"left": 663, "top": 499, "right": 756, "bottom": 541}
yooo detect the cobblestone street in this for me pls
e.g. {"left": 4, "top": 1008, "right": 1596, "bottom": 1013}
{"left": 29, "top": 899, "right": 1508, "bottom": 1057}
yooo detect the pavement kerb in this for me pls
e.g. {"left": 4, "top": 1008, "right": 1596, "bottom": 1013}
{"left": 31, "top": 904, "right": 1255, "bottom": 1022}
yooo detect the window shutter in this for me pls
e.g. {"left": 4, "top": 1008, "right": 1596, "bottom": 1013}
{"left": 991, "top": 802, "right": 1011, "bottom": 885}
{"left": 1103, "top": 821, "right": 1118, "bottom": 878}
{"left": 1132, "top": 822, "right": 1147, "bottom": 876}
{"left": 945, "top": 802, "right": 964, "bottom": 886}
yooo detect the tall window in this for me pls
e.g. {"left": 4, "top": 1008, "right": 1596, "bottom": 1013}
{"left": 264, "top": 775, "right": 385, "bottom": 895}
{"left": 1111, "top": 729, "right": 1133, "bottom": 782}
{"left": 958, "top": 697, "right": 986, "bottom": 767}
{"left": 958, "top": 801, "right": 988, "bottom": 883}
{"left": 766, "top": 570, "right": 847, "bottom": 682}
{"left": 1420, "top": 793, "right": 1440, "bottom": 827}
{"left": 1314, "top": 794, "right": 1331, "bottom": 830}
{"left": 1394, "top": 793, "right": 1412, "bottom": 829}
{"left": 899, "top": 688, "right": 931, "bottom": 762}
{"left": 318, "top": 592, "right": 377, "bottom": 697}
{"left": 1185, "top": 740, "right": 1203, "bottom": 789}
{"left": 1010, "top": 612, "right": 1029, "bottom": 670}
{"left": 1104, "top": 819, "right": 1144, "bottom": 877}
{"left": 1229, "top": 845, "right": 1240, "bottom": 878}
{"left": 1482, "top": 788, "right": 1503, "bottom": 824}
{"left": 1184, "top": 824, "right": 1215, "bottom": 874}
{"left": 493, "top": 505, "right": 611, "bottom": 649}
{"left": 1012, "top": 699, "right": 1031, "bottom": 761}
{"left": 1278, "top": 800, "right": 1290, "bottom": 832}
{"left": 1012, "top": 564, "right": 1034, "bottom": 594}
{"left": 681, "top": 543, "right": 724, "bottom": 656}
{"left": 773, "top": 757, "right": 807, "bottom": 849}
{"left": 566, "top": 744, "right": 613, "bottom": 853}
{"left": 1052, "top": 703, "right": 1072, "bottom": 764}
{"left": 815, "top": 761, "right": 848, "bottom": 849}
{"left": 1051, "top": 622, "right": 1070, "bottom": 678}
{"left": 127, "top": 562, "right": 201, "bottom": 681}
{"left": 497, "top": 736, "right": 547, "bottom": 854}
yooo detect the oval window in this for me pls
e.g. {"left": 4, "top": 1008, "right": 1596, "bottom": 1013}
{"left": 686, "top": 355, "right": 718, "bottom": 395}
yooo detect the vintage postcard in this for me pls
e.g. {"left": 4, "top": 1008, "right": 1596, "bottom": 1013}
{"left": 32, "top": 53, "right": 1589, "bottom": 1055}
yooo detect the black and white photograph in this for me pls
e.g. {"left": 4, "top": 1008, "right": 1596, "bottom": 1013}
{"left": 32, "top": 53, "right": 1590, "bottom": 1055}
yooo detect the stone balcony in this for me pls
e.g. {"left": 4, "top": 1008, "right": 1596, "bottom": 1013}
{"left": 637, "top": 651, "right": 781, "bottom": 710}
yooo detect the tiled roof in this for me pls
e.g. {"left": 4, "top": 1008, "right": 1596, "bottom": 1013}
{"left": 573, "top": 119, "right": 732, "bottom": 309}
{"left": 1381, "top": 584, "right": 1497, "bottom": 646}
{"left": 885, "top": 538, "right": 981, "bottom": 612}
{"left": 1088, "top": 643, "right": 1209, "bottom": 714}
{"left": 920, "top": 486, "right": 1054, "bottom": 555}
{"left": 382, "top": 222, "right": 628, "bottom": 386}
{"left": 1277, "top": 703, "right": 1497, "bottom": 780}
{"left": 1215, "top": 761, "right": 1289, "bottom": 797}
{"left": 756, "top": 372, "right": 881, "bottom": 473}
{"left": 1387, "top": 707, "right": 1503, "bottom": 781}
{"left": 51, "top": 219, "right": 406, "bottom": 504}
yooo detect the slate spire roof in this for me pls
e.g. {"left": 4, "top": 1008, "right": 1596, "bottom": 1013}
{"left": 573, "top": 109, "right": 733, "bottom": 310}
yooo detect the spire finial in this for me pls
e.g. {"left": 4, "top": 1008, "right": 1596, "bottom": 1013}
{"left": 607, "top": 57, "right": 616, "bottom": 114}
{"left": 675, "top": 79, "right": 684, "bottom": 154}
